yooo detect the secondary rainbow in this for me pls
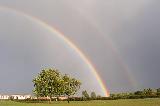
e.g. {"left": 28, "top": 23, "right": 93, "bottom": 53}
{"left": 0, "top": 6, "right": 110, "bottom": 97}
{"left": 74, "top": 6, "right": 137, "bottom": 89}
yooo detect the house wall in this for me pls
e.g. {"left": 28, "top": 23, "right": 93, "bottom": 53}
{"left": 11, "top": 95, "right": 31, "bottom": 100}
{"left": 0, "top": 95, "right": 9, "bottom": 99}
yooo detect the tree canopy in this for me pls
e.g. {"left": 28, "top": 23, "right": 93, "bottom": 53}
{"left": 91, "top": 92, "right": 97, "bottom": 100}
{"left": 82, "top": 90, "right": 90, "bottom": 100}
{"left": 32, "top": 68, "right": 81, "bottom": 102}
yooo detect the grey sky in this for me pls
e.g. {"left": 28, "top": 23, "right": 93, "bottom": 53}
{"left": 0, "top": 0, "right": 160, "bottom": 95}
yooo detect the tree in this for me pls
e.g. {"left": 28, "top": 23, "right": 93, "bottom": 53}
{"left": 32, "top": 68, "right": 62, "bottom": 102}
{"left": 134, "top": 91, "right": 144, "bottom": 95}
{"left": 91, "top": 92, "right": 96, "bottom": 100}
{"left": 32, "top": 68, "right": 81, "bottom": 103}
{"left": 157, "top": 88, "right": 160, "bottom": 96}
{"left": 110, "top": 94, "right": 116, "bottom": 99}
{"left": 82, "top": 90, "right": 90, "bottom": 100}
{"left": 63, "top": 74, "right": 81, "bottom": 103}
{"left": 157, "top": 88, "right": 160, "bottom": 92}
{"left": 143, "top": 88, "right": 153, "bottom": 96}
{"left": 97, "top": 95, "right": 102, "bottom": 99}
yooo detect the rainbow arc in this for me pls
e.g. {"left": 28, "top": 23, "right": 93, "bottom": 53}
{"left": 0, "top": 6, "right": 110, "bottom": 97}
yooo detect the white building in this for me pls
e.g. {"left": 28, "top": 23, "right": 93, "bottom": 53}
{"left": 0, "top": 94, "right": 67, "bottom": 100}
{"left": 0, "top": 95, "right": 10, "bottom": 99}
{"left": 10, "top": 95, "right": 31, "bottom": 100}
{"left": 59, "top": 96, "right": 68, "bottom": 100}
{"left": 0, "top": 94, "right": 31, "bottom": 100}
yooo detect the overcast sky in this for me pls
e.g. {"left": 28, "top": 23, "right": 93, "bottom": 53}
{"left": 0, "top": 0, "right": 160, "bottom": 96}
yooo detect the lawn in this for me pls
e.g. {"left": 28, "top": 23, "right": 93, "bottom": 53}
{"left": 0, "top": 98, "right": 160, "bottom": 106}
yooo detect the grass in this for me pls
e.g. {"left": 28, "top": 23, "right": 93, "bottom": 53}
{"left": 0, "top": 98, "right": 160, "bottom": 106}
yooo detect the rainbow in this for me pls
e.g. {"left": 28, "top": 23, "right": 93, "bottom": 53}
{"left": 0, "top": 6, "right": 110, "bottom": 97}
{"left": 72, "top": 6, "right": 137, "bottom": 89}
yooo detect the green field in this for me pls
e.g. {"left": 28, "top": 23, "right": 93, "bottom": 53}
{"left": 0, "top": 99, "right": 160, "bottom": 106}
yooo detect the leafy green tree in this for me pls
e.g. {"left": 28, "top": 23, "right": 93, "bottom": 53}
{"left": 63, "top": 74, "right": 81, "bottom": 103}
{"left": 97, "top": 95, "right": 102, "bottom": 99}
{"left": 157, "top": 88, "right": 160, "bottom": 92}
{"left": 143, "top": 88, "right": 153, "bottom": 96}
{"left": 32, "top": 68, "right": 62, "bottom": 102}
{"left": 134, "top": 91, "right": 144, "bottom": 95}
{"left": 157, "top": 88, "right": 160, "bottom": 96}
{"left": 91, "top": 92, "right": 96, "bottom": 100}
{"left": 33, "top": 68, "right": 81, "bottom": 103}
{"left": 110, "top": 94, "right": 116, "bottom": 99}
{"left": 82, "top": 90, "right": 90, "bottom": 100}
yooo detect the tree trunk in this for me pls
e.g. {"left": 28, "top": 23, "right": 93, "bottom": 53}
{"left": 67, "top": 96, "right": 70, "bottom": 103}
{"left": 49, "top": 96, "right": 52, "bottom": 104}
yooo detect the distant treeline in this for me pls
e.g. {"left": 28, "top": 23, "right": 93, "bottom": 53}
{"left": 81, "top": 88, "right": 160, "bottom": 100}
{"left": 10, "top": 88, "right": 160, "bottom": 103}
{"left": 108, "top": 88, "right": 160, "bottom": 100}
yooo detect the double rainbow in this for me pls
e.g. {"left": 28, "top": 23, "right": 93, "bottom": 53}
{"left": 0, "top": 6, "right": 110, "bottom": 97}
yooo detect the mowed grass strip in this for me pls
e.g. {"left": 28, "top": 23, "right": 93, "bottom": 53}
{"left": 0, "top": 98, "right": 160, "bottom": 106}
